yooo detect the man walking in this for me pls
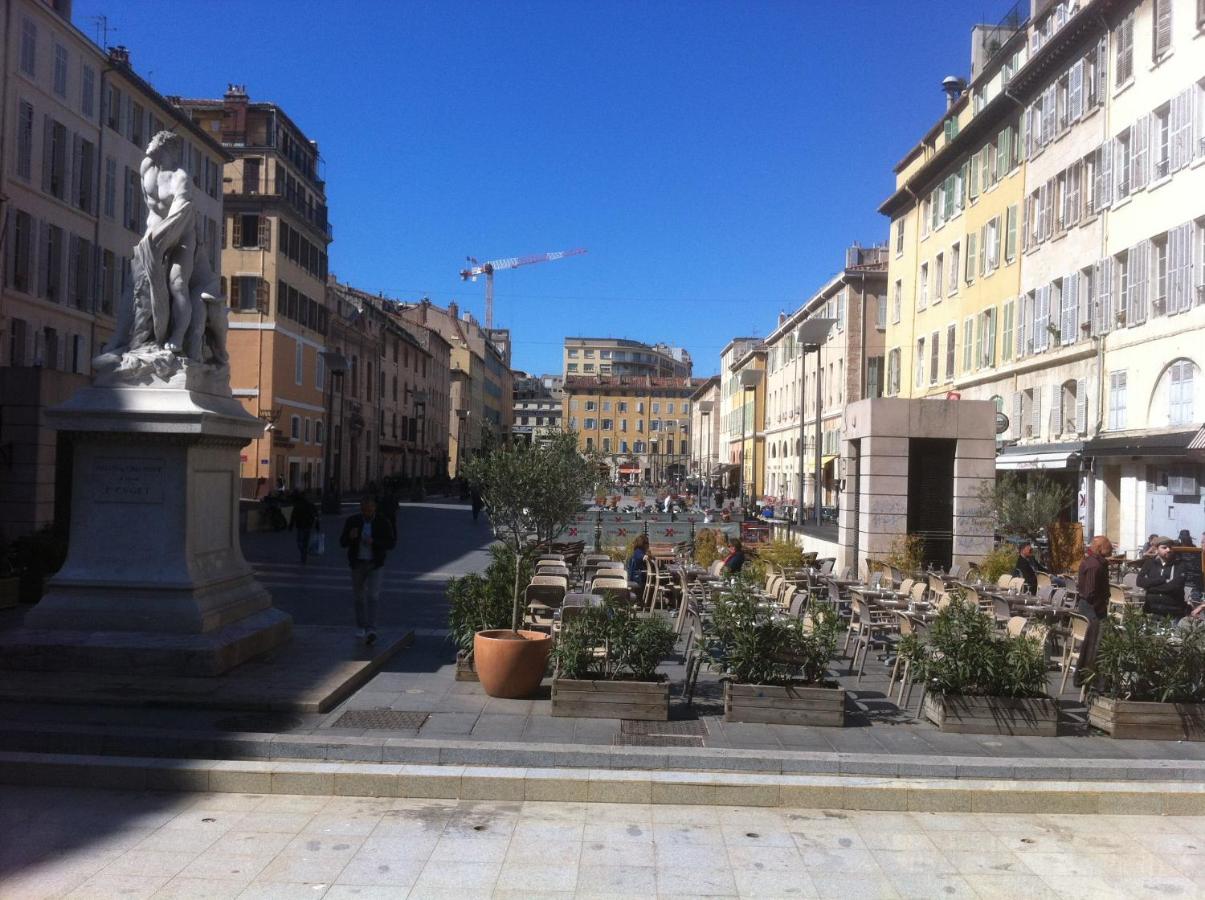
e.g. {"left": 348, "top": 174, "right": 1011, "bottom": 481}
{"left": 1075, "top": 535, "right": 1113, "bottom": 680}
{"left": 340, "top": 497, "right": 396, "bottom": 645}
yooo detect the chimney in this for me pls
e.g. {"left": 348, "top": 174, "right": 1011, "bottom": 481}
{"left": 108, "top": 45, "right": 131, "bottom": 66}
{"left": 221, "top": 84, "right": 249, "bottom": 144}
{"left": 941, "top": 75, "right": 967, "bottom": 110}
{"left": 448, "top": 301, "right": 458, "bottom": 321}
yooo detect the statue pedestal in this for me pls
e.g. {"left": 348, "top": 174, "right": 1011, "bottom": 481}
{"left": 0, "top": 381, "right": 291, "bottom": 676}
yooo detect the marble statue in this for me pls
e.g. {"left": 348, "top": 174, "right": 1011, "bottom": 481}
{"left": 95, "top": 130, "right": 228, "bottom": 387}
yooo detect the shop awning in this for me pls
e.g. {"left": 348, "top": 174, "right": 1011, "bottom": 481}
{"left": 1083, "top": 429, "right": 1197, "bottom": 458}
{"left": 820, "top": 454, "right": 837, "bottom": 468}
{"left": 1188, "top": 426, "right": 1205, "bottom": 451}
{"left": 995, "top": 447, "right": 1080, "bottom": 470}
{"left": 618, "top": 464, "right": 640, "bottom": 473}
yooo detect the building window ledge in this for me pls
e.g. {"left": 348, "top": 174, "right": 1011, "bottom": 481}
{"left": 1113, "top": 78, "right": 1135, "bottom": 100}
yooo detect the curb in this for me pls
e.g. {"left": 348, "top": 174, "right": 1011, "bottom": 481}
{"left": 2, "top": 721, "right": 1204, "bottom": 782}
{"left": 2, "top": 750, "right": 1204, "bottom": 814}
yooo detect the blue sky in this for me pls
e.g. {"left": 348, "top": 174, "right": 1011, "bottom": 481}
{"left": 74, "top": 0, "right": 985, "bottom": 376}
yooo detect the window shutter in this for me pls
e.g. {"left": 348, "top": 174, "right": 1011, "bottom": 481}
{"left": 1078, "top": 268, "right": 1092, "bottom": 337}
{"left": 1013, "top": 392, "right": 1023, "bottom": 438}
{"left": 1131, "top": 114, "right": 1149, "bottom": 191}
{"left": 231, "top": 215, "right": 242, "bottom": 248}
{"left": 41, "top": 116, "right": 53, "bottom": 193}
{"left": 969, "top": 153, "right": 980, "bottom": 200}
{"left": 259, "top": 216, "right": 271, "bottom": 251}
{"left": 1031, "top": 389, "right": 1042, "bottom": 438}
{"left": 1050, "top": 384, "right": 1063, "bottom": 436}
{"left": 257, "top": 279, "right": 270, "bottom": 314}
{"left": 1154, "top": 0, "right": 1172, "bottom": 58}
{"left": 1170, "top": 88, "right": 1192, "bottom": 172}
{"left": 998, "top": 126, "right": 1011, "bottom": 180}
{"left": 1024, "top": 106, "right": 1035, "bottom": 159}
{"left": 228, "top": 278, "right": 240, "bottom": 309}
{"left": 979, "top": 225, "right": 987, "bottom": 275}
{"left": 1068, "top": 60, "right": 1084, "bottom": 121}
{"left": 1097, "top": 141, "right": 1113, "bottom": 208}
{"left": 1129, "top": 241, "right": 1149, "bottom": 324}
{"left": 1076, "top": 379, "right": 1088, "bottom": 434}
{"left": 1169, "top": 221, "right": 1192, "bottom": 313}
{"left": 1006, "top": 205, "right": 1017, "bottom": 259}
{"left": 987, "top": 308, "right": 997, "bottom": 367}
{"left": 1016, "top": 295, "right": 1027, "bottom": 357}
{"left": 1062, "top": 273, "right": 1078, "bottom": 344}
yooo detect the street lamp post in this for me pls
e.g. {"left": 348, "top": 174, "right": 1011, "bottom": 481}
{"left": 320, "top": 350, "right": 348, "bottom": 513}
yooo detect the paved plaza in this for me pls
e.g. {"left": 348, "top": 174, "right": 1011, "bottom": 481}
{"left": 4, "top": 784, "right": 1205, "bottom": 899}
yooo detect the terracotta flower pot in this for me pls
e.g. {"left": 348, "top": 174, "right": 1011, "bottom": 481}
{"left": 473, "top": 629, "right": 552, "bottom": 699}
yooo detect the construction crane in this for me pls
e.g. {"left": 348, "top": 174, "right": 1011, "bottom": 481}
{"left": 460, "top": 248, "right": 587, "bottom": 329}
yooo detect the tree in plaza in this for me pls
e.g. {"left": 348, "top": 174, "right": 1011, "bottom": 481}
{"left": 975, "top": 471, "right": 1072, "bottom": 540}
{"left": 464, "top": 431, "right": 603, "bottom": 630}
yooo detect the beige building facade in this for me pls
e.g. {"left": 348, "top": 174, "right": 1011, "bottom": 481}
{"left": 563, "top": 337, "right": 691, "bottom": 380}
{"left": 1, "top": 2, "right": 227, "bottom": 533}
{"left": 719, "top": 338, "right": 765, "bottom": 504}
{"left": 175, "top": 87, "right": 331, "bottom": 497}
{"left": 688, "top": 375, "right": 721, "bottom": 489}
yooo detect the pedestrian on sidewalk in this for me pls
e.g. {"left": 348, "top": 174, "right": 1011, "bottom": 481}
{"left": 1074, "top": 535, "right": 1112, "bottom": 681}
{"left": 339, "top": 496, "right": 396, "bottom": 645}
{"left": 289, "top": 490, "right": 319, "bottom": 564}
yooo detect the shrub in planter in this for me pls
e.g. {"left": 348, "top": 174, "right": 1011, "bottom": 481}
{"left": 1085, "top": 610, "right": 1205, "bottom": 739}
{"left": 978, "top": 543, "right": 1019, "bottom": 585}
{"left": 447, "top": 545, "right": 533, "bottom": 677}
{"left": 753, "top": 539, "right": 806, "bottom": 573}
{"left": 910, "top": 598, "right": 1056, "bottom": 735}
{"left": 704, "top": 576, "right": 845, "bottom": 725}
{"left": 550, "top": 601, "right": 676, "bottom": 719}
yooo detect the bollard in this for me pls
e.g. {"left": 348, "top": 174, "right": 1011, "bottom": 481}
{"left": 594, "top": 510, "right": 602, "bottom": 552}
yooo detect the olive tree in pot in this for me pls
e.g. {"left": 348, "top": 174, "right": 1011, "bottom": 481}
{"left": 446, "top": 545, "right": 533, "bottom": 680}
{"left": 1085, "top": 611, "right": 1205, "bottom": 740}
{"left": 463, "top": 432, "right": 602, "bottom": 699}
{"left": 704, "top": 575, "right": 845, "bottom": 725}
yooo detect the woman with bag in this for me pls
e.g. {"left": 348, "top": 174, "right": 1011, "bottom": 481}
{"left": 289, "top": 490, "right": 320, "bottom": 565}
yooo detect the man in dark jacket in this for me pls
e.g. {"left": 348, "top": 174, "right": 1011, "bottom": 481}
{"left": 1013, "top": 540, "right": 1047, "bottom": 595}
{"left": 1075, "top": 535, "right": 1114, "bottom": 681}
{"left": 1138, "top": 537, "right": 1188, "bottom": 619}
{"left": 339, "top": 497, "right": 397, "bottom": 644}
{"left": 289, "top": 490, "right": 319, "bottom": 564}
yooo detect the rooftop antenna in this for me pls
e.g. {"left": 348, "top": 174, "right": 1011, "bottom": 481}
{"left": 87, "top": 15, "right": 116, "bottom": 49}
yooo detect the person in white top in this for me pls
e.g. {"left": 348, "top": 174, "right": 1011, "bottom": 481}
{"left": 339, "top": 497, "right": 396, "bottom": 645}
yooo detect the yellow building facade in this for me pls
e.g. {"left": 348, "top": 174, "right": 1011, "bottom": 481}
{"left": 883, "top": 22, "right": 1029, "bottom": 406}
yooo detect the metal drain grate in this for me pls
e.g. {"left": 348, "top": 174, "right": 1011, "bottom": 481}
{"left": 620, "top": 718, "right": 709, "bottom": 736}
{"left": 330, "top": 709, "right": 429, "bottom": 730}
{"left": 614, "top": 733, "right": 705, "bottom": 747}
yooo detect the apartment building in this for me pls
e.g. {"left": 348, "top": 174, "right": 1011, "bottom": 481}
{"left": 1, "top": 1, "right": 227, "bottom": 533}
{"left": 174, "top": 86, "right": 331, "bottom": 497}
{"left": 563, "top": 375, "right": 702, "bottom": 484}
{"left": 763, "top": 245, "right": 888, "bottom": 515}
{"left": 399, "top": 299, "right": 512, "bottom": 476}
{"left": 688, "top": 375, "right": 721, "bottom": 487}
{"left": 882, "top": 0, "right": 1205, "bottom": 552}
{"left": 512, "top": 372, "right": 563, "bottom": 445}
{"left": 562, "top": 337, "right": 692, "bottom": 379}
{"left": 719, "top": 338, "right": 765, "bottom": 503}
{"left": 324, "top": 282, "right": 452, "bottom": 491}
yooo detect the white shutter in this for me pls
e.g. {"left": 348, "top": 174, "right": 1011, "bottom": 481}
{"left": 1034, "top": 285, "right": 1049, "bottom": 352}
{"left": 1075, "top": 379, "right": 1088, "bottom": 434}
{"left": 1031, "top": 388, "right": 1043, "bottom": 438}
{"left": 1095, "top": 257, "right": 1113, "bottom": 334}
{"left": 1170, "top": 88, "right": 1192, "bottom": 172}
{"left": 1154, "top": 0, "right": 1172, "bottom": 57}
{"left": 1068, "top": 60, "right": 1084, "bottom": 121}
{"left": 1131, "top": 114, "right": 1149, "bottom": 191}
{"left": 1016, "top": 294, "right": 1027, "bottom": 357}
{"left": 1129, "top": 241, "right": 1149, "bottom": 325}
{"left": 1013, "top": 392, "right": 1023, "bottom": 438}
{"left": 1024, "top": 106, "right": 1035, "bottom": 159}
{"left": 1050, "top": 384, "right": 1063, "bottom": 437}
{"left": 1062, "top": 273, "right": 1078, "bottom": 344}
{"left": 1098, "top": 140, "right": 1113, "bottom": 208}
{"left": 1078, "top": 268, "right": 1092, "bottom": 337}
{"left": 1169, "top": 222, "right": 1192, "bottom": 314}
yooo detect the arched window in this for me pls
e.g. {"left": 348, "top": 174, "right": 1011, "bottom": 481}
{"left": 1149, "top": 359, "right": 1199, "bottom": 427}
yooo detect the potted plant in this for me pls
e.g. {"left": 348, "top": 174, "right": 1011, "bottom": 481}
{"left": 907, "top": 597, "right": 1057, "bottom": 735}
{"left": 705, "top": 576, "right": 845, "bottom": 725}
{"left": 550, "top": 601, "right": 676, "bottom": 720}
{"left": 1085, "top": 610, "right": 1205, "bottom": 740}
{"left": 446, "top": 545, "right": 531, "bottom": 681}
{"left": 464, "top": 432, "right": 602, "bottom": 699}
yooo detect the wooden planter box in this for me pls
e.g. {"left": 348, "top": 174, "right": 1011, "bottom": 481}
{"left": 922, "top": 693, "right": 1059, "bottom": 736}
{"left": 1089, "top": 696, "right": 1205, "bottom": 741}
{"left": 724, "top": 682, "right": 845, "bottom": 726}
{"left": 551, "top": 677, "right": 669, "bottom": 720}
{"left": 454, "top": 651, "right": 478, "bottom": 682}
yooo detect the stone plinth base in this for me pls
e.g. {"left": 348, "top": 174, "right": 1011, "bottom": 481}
{"left": 0, "top": 608, "right": 292, "bottom": 677}
{"left": 6, "top": 382, "right": 292, "bottom": 676}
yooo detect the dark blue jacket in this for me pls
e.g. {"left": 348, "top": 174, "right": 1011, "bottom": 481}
{"left": 627, "top": 547, "right": 647, "bottom": 590}
{"left": 340, "top": 513, "right": 396, "bottom": 569}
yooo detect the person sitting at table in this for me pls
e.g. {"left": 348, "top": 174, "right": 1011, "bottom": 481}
{"left": 722, "top": 538, "right": 746, "bottom": 576}
{"left": 1138, "top": 537, "right": 1188, "bottom": 619}
{"left": 1013, "top": 540, "right": 1047, "bottom": 595}
{"left": 1141, "top": 533, "right": 1160, "bottom": 556}
{"left": 626, "top": 534, "right": 649, "bottom": 596}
